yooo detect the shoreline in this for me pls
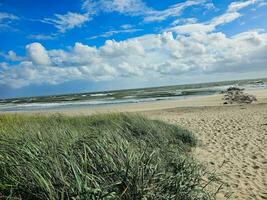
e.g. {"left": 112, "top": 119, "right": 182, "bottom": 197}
{"left": 1, "top": 88, "right": 266, "bottom": 115}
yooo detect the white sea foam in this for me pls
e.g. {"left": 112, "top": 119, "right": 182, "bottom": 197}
{"left": 90, "top": 93, "right": 112, "bottom": 97}
{"left": 0, "top": 96, "right": 186, "bottom": 112}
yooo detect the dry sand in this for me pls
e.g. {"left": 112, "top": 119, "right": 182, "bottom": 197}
{"left": 148, "top": 104, "right": 267, "bottom": 200}
{"left": 143, "top": 89, "right": 267, "bottom": 200}
{"left": 4, "top": 89, "right": 267, "bottom": 199}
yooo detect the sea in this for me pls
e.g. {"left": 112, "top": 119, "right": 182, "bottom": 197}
{"left": 0, "top": 78, "right": 266, "bottom": 112}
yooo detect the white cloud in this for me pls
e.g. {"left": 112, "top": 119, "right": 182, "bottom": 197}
{"left": 82, "top": 0, "right": 148, "bottom": 16}
{"left": 42, "top": 0, "right": 146, "bottom": 34}
{"left": 168, "top": 0, "right": 257, "bottom": 34}
{"left": 7, "top": 51, "right": 24, "bottom": 61}
{"left": 227, "top": 0, "right": 256, "bottom": 12}
{"left": 26, "top": 43, "right": 51, "bottom": 65}
{"left": 0, "top": 62, "right": 8, "bottom": 70}
{"left": 82, "top": 0, "right": 208, "bottom": 23}
{"left": 121, "top": 24, "right": 134, "bottom": 29}
{"left": 100, "top": 0, "right": 148, "bottom": 15}
{"left": 211, "top": 12, "right": 241, "bottom": 26}
{"left": 169, "top": 22, "right": 214, "bottom": 33}
{"left": 171, "top": 18, "right": 198, "bottom": 26}
{"left": 143, "top": 0, "right": 206, "bottom": 22}
{"left": 0, "top": 12, "right": 18, "bottom": 22}
{"left": 0, "top": 50, "right": 25, "bottom": 62}
{"left": 88, "top": 28, "right": 142, "bottom": 39}
{"left": 43, "top": 12, "right": 91, "bottom": 32}
{"left": 1, "top": 30, "right": 267, "bottom": 88}
{"left": 204, "top": 2, "right": 216, "bottom": 10}
{"left": 0, "top": 61, "right": 84, "bottom": 88}
{"left": 100, "top": 39, "right": 145, "bottom": 57}
{"left": 40, "top": 0, "right": 209, "bottom": 35}
{"left": 0, "top": 12, "right": 19, "bottom": 30}
{"left": 28, "top": 34, "right": 56, "bottom": 40}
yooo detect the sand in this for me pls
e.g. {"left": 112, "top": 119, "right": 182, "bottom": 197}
{"left": 147, "top": 104, "right": 267, "bottom": 200}
{"left": 3, "top": 89, "right": 267, "bottom": 199}
{"left": 142, "top": 89, "right": 267, "bottom": 199}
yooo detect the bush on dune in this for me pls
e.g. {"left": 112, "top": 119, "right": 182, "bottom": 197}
{"left": 0, "top": 113, "right": 217, "bottom": 199}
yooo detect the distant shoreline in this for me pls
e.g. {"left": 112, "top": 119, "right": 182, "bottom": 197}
{"left": 2, "top": 88, "right": 266, "bottom": 115}
{"left": 1, "top": 77, "right": 266, "bottom": 113}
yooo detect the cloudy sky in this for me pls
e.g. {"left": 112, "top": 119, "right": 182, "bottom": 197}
{"left": 0, "top": 0, "right": 267, "bottom": 98}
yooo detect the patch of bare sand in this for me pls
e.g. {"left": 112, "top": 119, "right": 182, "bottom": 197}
{"left": 147, "top": 104, "right": 267, "bottom": 200}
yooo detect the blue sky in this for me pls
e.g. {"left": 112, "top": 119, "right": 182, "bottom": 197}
{"left": 0, "top": 0, "right": 267, "bottom": 98}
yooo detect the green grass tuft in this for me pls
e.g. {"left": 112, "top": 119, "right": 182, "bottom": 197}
{"left": 0, "top": 113, "right": 217, "bottom": 199}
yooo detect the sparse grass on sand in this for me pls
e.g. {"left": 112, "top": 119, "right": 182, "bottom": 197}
{"left": 0, "top": 113, "right": 218, "bottom": 199}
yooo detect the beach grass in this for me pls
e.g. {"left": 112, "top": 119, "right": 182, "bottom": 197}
{"left": 0, "top": 113, "right": 217, "bottom": 199}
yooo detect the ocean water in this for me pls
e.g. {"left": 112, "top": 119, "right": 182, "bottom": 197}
{"left": 0, "top": 78, "right": 266, "bottom": 112}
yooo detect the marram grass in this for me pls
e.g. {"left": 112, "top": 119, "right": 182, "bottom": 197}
{"left": 0, "top": 113, "right": 218, "bottom": 199}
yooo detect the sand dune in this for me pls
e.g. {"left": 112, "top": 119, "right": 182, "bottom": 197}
{"left": 42, "top": 89, "right": 267, "bottom": 199}
{"left": 4, "top": 88, "right": 267, "bottom": 199}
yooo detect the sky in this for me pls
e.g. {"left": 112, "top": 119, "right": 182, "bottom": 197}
{"left": 0, "top": 0, "right": 267, "bottom": 98}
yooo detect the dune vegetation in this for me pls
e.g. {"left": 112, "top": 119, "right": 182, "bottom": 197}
{"left": 0, "top": 113, "right": 219, "bottom": 199}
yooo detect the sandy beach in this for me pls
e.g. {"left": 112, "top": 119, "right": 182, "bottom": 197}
{"left": 148, "top": 103, "right": 267, "bottom": 200}
{"left": 145, "top": 89, "right": 267, "bottom": 200}
{"left": 3, "top": 89, "right": 267, "bottom": 199}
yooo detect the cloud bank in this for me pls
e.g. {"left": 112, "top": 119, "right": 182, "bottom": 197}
{"left": 1, "top": 30, "right": 267, "bottom": 88}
